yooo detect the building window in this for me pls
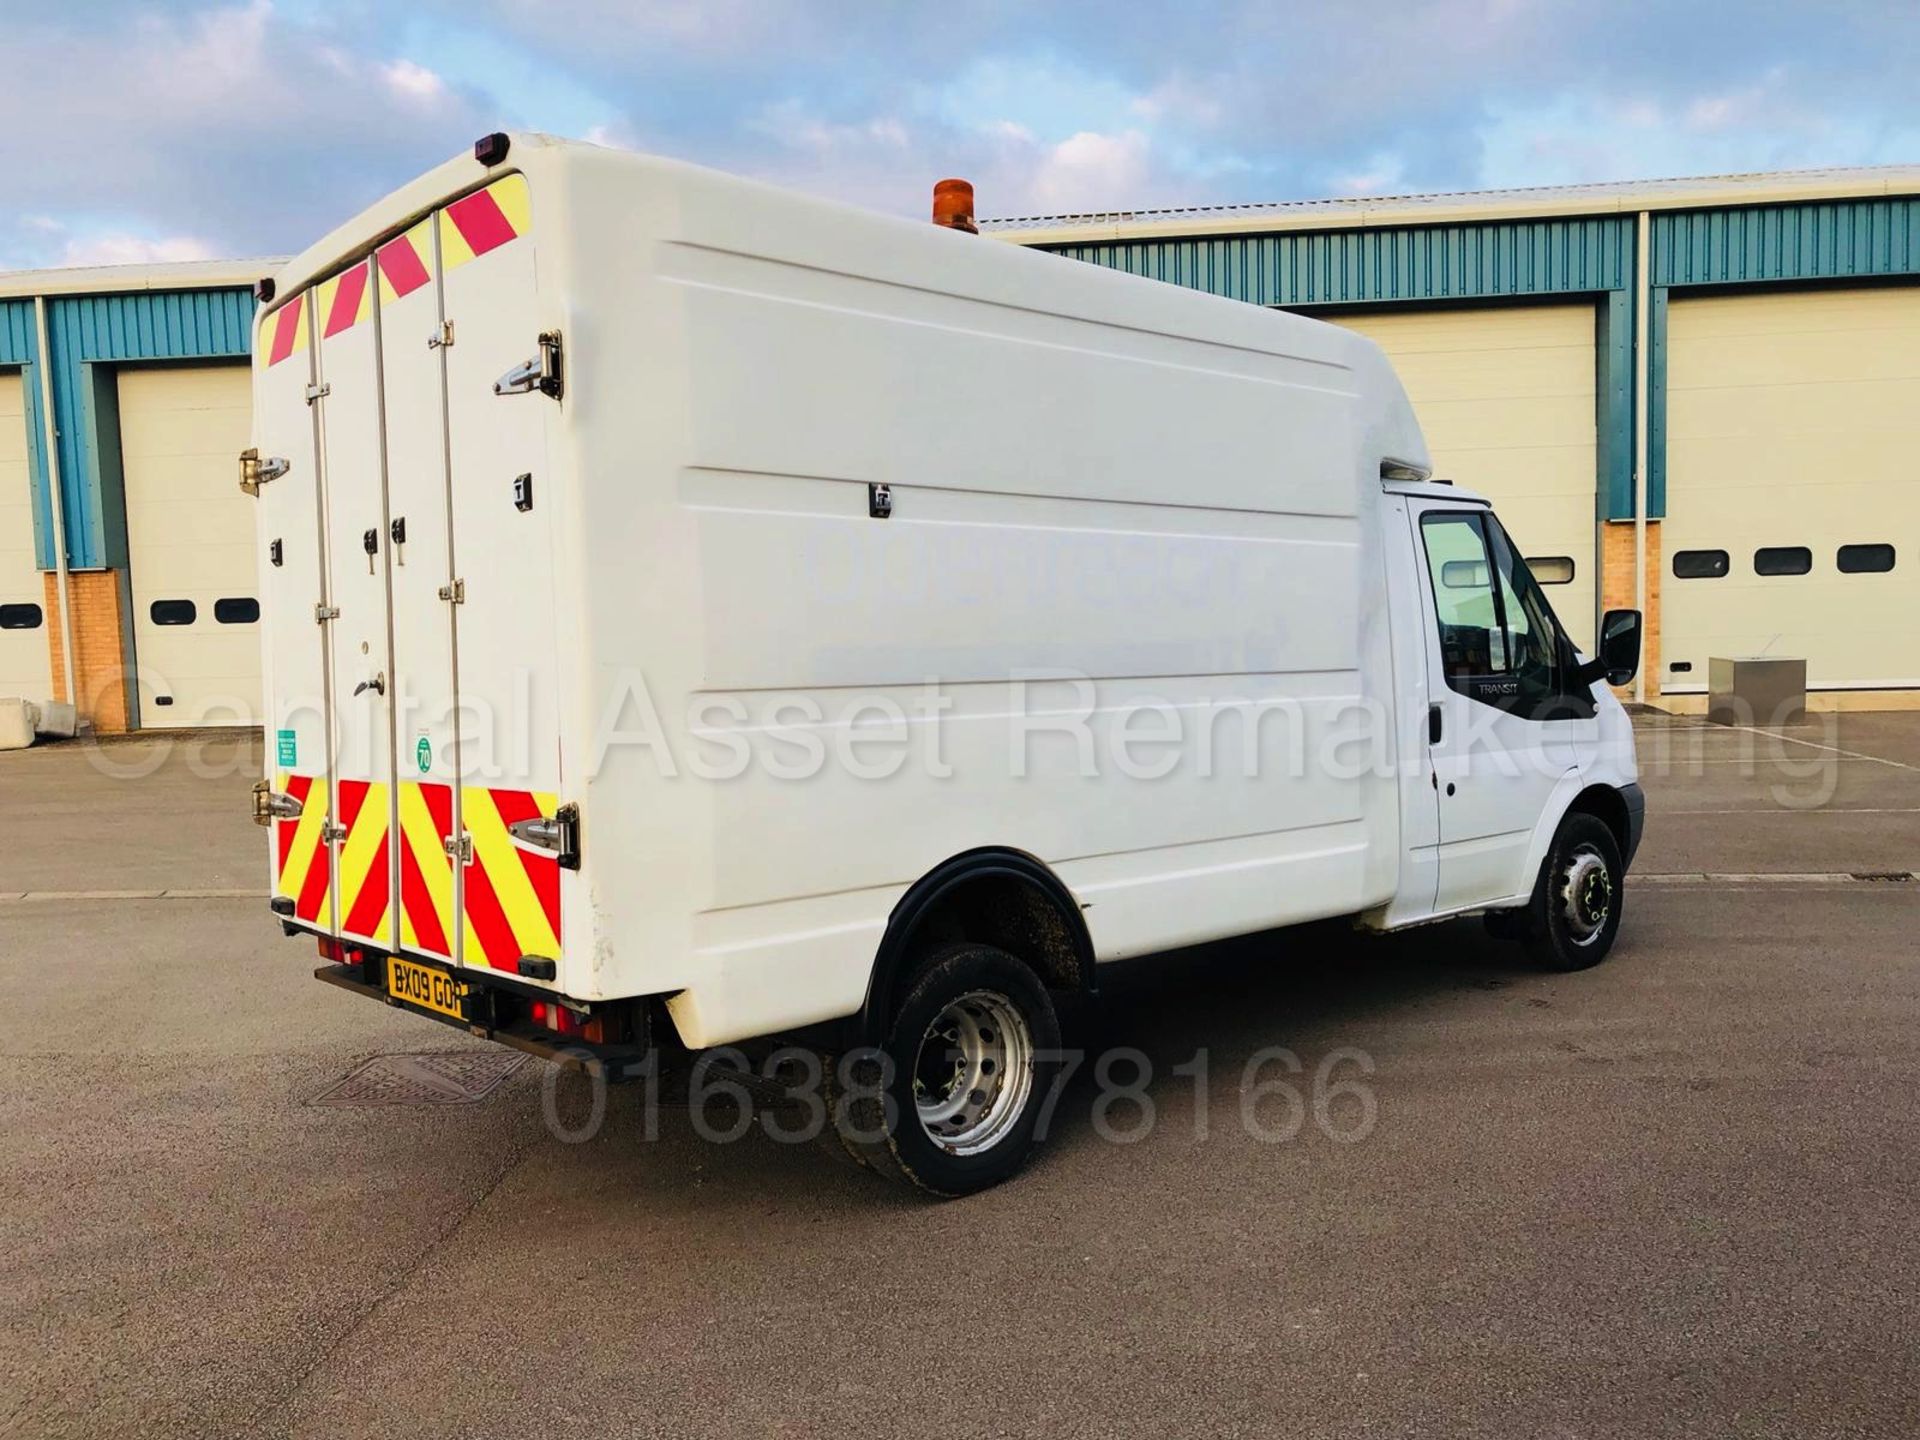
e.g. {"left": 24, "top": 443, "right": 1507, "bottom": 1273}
{"left": 1672, "top": 549, "right": 1729, "bottom": 579}
{"left": 0, "top": 602, "right": 43, "bottom": 630}
{"left": 1754, "top": 546, "right": 1812, "bottom": 577}
{"left": 214, "top": 597, "right": 260, "bottom": 624}
{"left": 1526, "top": 556, "right": 1576, "bottom": 585}
{"left": 150, "top": 599, "right": 197, "bottom": 626}
{"left": 1837, "top": 543, "right": 1895, "bottom": 574}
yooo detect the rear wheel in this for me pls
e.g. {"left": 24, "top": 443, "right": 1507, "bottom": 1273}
{"left": 1521, "top": 812, "right": 1624, "bottom": 971}
{"left": 835, "top": 942, "right": 1061, "bottom": 1196}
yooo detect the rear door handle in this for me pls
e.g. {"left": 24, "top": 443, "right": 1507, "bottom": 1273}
{"left": 1428, "top": 703, "right": 1444, "bottom": 744}
{"left": 352, "top": 672, "right": 387, "bottom": 698}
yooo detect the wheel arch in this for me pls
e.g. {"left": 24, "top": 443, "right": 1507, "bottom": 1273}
{"left": 857, "top": 847, "right": 1095, "bottom": 1043}
{"left": 1516, "top": 777, "right": 1634, "bottom": 904}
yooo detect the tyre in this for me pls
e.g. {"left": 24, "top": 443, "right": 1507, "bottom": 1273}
{"left": 1521, "top": 811, "right": 1624, "bottom": 971}
{"left": 834, "top": 941, "right": 1062, "bottom": 1197}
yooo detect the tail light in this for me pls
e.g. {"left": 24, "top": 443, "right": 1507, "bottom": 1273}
{"left": 317, "top": 936, "right": 347, "bottom": 963}
{"left": 530, "top": 1000, "right": 604, "bottom": 1045}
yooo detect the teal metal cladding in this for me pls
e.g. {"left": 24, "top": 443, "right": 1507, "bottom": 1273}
{"left": 1654, "top": 197, "right": 1920, "bottom": 287}
{"left": 0, "top": 286, "right": 254, "bottom": 572}
{"left": 1052, "top": 216, "right": 1631, "bottom": 307}
{"left": 1040, "top": 195, "right": 1920, "bottom": 520}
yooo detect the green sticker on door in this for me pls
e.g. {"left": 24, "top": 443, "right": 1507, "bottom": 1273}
{"left": 276, "top": 729, "right": 297, "bottom": 767}
{"left": 416, "top": 736, "right": 433, "bottom": 773}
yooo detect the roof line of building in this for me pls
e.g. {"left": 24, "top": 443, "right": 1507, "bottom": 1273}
{"left": 982, "top": 163, "right": 1920, "bottom": 246}
{"left": 0, "top": 257, "right": 286, "bottom": 301}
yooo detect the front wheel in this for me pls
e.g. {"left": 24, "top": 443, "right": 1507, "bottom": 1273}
{"left": 835, "top": 942, "right": 1062, "bottom": 1196}
{"left": 1522, "top": 812, "right": 1625, "bottom": 971}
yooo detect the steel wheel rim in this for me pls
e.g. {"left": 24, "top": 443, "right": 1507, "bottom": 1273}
{"left": 1559, "top": 845, "right": 1613, "bottom": 945}
{"left": 912, "top": 989, "right": 1034, "bottom": 1156}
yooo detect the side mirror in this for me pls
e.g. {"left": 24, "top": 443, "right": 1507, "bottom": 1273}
{"left": 1577, "top": 609, "right": 1642, "bottom": 688}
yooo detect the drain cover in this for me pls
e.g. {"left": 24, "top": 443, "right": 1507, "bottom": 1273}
{"left": 311, "top": 1051, "right": 528, "bottom": 1108}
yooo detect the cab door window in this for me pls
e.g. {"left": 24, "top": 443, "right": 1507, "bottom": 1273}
{"left": 1420, "top": 510, "right": 1584, "bottom": 719}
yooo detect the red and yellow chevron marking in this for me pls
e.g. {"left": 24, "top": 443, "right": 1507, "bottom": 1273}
{"left": 376, "top": 218, "right": 436, "bottom": 305}
{"left": 439, "top": 174, "right": 530, "bottom": 274}
{"left": 316, "top": 262, "right": 373, "bottom": 341}
{"left": 397, "top": 781, "right": 458, "bottom": 960}
{"left": 333, "top": 777, "right": 393, "bottom": 943}
{"left": 263, "top": 291, "right": 309, "bottom": 368}
{"left": 274, "top": 771, "right": 332, "bottom": 924}
{"left": 460, "top": 785, "right": 563, "bottom": 971}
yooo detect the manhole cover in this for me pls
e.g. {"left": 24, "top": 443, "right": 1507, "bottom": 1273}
{"left": 311, "top": 1051, "right": 528, "bottom": 1108}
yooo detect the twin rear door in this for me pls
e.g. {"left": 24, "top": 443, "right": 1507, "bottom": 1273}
{"left": 268, "top": 173, "right": 564, "bottom": 979}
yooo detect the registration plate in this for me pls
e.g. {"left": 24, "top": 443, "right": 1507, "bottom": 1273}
{"left": 386, "top": 956, "right": 467, "bottom": 1021}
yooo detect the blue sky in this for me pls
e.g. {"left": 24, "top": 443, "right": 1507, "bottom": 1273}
{"left": 2, "top": 0, "right": 1917, "bottom": 268}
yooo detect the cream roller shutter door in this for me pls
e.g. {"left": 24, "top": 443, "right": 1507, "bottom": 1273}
{"left": 1663, "top": 287, "right": 1920, "bottom": 692}
{"left": 1326, "top": 304, "right": 1599, "bottom": 650}
{"left": 0, "top": 373, "right": 52, "bottom": 705}
{"left": 120, "top": 363, "right": 261, "bottom": 726}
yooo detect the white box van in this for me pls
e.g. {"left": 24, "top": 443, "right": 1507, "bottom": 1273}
{"left": 247, "top": 133, "right": 1645, "bottom": 1194}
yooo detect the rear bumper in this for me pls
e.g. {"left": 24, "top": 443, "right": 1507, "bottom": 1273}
{"left": 314, "top": 959, "right": 655, "bottom": 1080}
{"left": 1620, "top": 782, "right": 1646, "bottom": 870}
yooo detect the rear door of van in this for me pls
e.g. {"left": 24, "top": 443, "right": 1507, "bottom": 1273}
{"left": 256, "top": 172, "right": 567, "bottom": 990}
{"left": 435, "top": 175, "right": 567, "bottom": 983}
{"left": 255, "top": 290, "right": 336, "bottom": 934}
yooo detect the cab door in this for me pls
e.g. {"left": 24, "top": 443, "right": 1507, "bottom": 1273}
{"left": 1410, "top": 502, "right": 1595, "bottom": 911}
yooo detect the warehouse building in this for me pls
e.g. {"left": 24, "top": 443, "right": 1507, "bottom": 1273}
{"left": 0, "top": 259, "right": 275, "bottom": 732}
{"left": 4, "top": 166, "right": 1918, "bottom": 733}
{"left": 989, "top": 165, "right": 1920, "bottom": 706}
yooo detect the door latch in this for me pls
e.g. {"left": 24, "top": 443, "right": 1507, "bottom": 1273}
{"left": 493, "top": 330, "right": 563, "bottom": 400}
{"left": 437, "top": 579, "right": 465, "bottom": 604}
{"left": 868, "top": 483, "right": 893, "bottom": 519}
{"left": 314, "top": 603, "right": 340, "bottom": 624}
{"left": 321, "top": 821, "right": 348, "bottom": 845}
{"left": 507, "top": 802, "right": 581, "bottom": 870}
{"left": 239, "top": 448, "right": 289, "bottom": 496}
{"left": 428, "top": 320, "right": 455, "bottom": 349}
{"left": 304, "top": 382, "right": 331, "bottom": 405}
{"left": 443, "top": 832, "right": 474, "bottom": 865}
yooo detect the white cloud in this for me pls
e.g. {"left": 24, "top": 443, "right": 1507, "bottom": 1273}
{"left": 382, "top": 58, "right": 446, "bottom": 102}
{"left": 57, "top": 233, "right": 219, "bottom": 267}
{"left": 1028, "top": 130, "right": 1150, "bottom": 213}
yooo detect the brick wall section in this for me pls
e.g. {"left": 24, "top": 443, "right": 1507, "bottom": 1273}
{"left": 1600, "top": 520, "right": 1661, "bottom": 699}
{"left": 41, "top": 570, "right": 132, "bottom": 734}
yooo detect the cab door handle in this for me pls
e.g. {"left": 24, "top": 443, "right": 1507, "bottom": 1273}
{"left": 1428, "top": 703, "right": 1444, "bottom": 744}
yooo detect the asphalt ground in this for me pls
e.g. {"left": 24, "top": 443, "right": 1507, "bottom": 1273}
{"left": 1, "top": 713, "right": 1916, "bottom": 1438}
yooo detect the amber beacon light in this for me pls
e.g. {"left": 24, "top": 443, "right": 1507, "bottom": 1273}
{"left": 932, "top": 178, "right": 978, "bottom": 233}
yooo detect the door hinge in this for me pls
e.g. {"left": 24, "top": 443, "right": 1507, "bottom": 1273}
{"left": 238, "top": 448, "right": 289, "bottom": 497}
{"left": 437, "top": 579, "right": 465, "bottom": 604}
{"left": 493, "top": 330, "right": 563, "bottom": 400}
{"left": 428, "top": 320, "right": 455, "bottom": 349}
{"left": 313, "top": 603, "right": 340, "bottom": 623}
{"left": 304, "top": 382, "right": 331, "bottom": 405}
{"left": 250, "top": 780, "right": 303, "bottom": 827}
{"left": 507, "top": 801, "right": 581, "bottom": 871}
{"left": 443, "top": 832, "right": 473, "bottom": 864}
{"left": 321, "top": 821, "right": 348, "bottom": 845}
